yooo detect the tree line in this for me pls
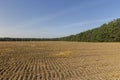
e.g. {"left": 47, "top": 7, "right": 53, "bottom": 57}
{"left": 1, "top": 18, "right": 120, "bottom": 42}
{"left": 0, "top": 38, "right": 59, "bottom": 41}
{"left": 60, "top": 18, "right": 120, "bottom": 42}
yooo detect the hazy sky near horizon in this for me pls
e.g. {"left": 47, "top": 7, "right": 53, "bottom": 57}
{"left": 0, "top": 0, "right": 120, "bottom": 38}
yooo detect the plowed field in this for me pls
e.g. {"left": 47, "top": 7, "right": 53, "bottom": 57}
{"left": 1, "top": 42, "right": 120, "bottom": 80}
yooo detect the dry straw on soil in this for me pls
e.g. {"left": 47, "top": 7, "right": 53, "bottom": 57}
{"left": 1, "top": 42, "right": 120, "bottom": 80}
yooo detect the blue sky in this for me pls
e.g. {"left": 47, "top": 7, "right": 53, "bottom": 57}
{"left": 0, "top": 0, "right": 120, "bottom": 38}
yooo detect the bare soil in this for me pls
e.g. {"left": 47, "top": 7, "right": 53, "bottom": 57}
{"left": 0, "top": 42, "right": 120, "bottom": 80}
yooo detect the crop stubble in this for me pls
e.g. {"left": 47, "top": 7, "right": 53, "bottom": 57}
{"left": 0, "top": 42, "right": 120, "bottom": 80}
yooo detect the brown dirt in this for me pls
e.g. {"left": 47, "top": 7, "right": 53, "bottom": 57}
{"left": 0, "top": 42, "right": 120, "bottom": 80}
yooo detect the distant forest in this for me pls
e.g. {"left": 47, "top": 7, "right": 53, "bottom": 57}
{"left": 60, "top": 18, "right": 120, "bottom": 42}
{"left": 0, "top": 38, "right": 59, "bottom": 41}
{"left": 1, "top": 18, "right": 120, "bottom": 42}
